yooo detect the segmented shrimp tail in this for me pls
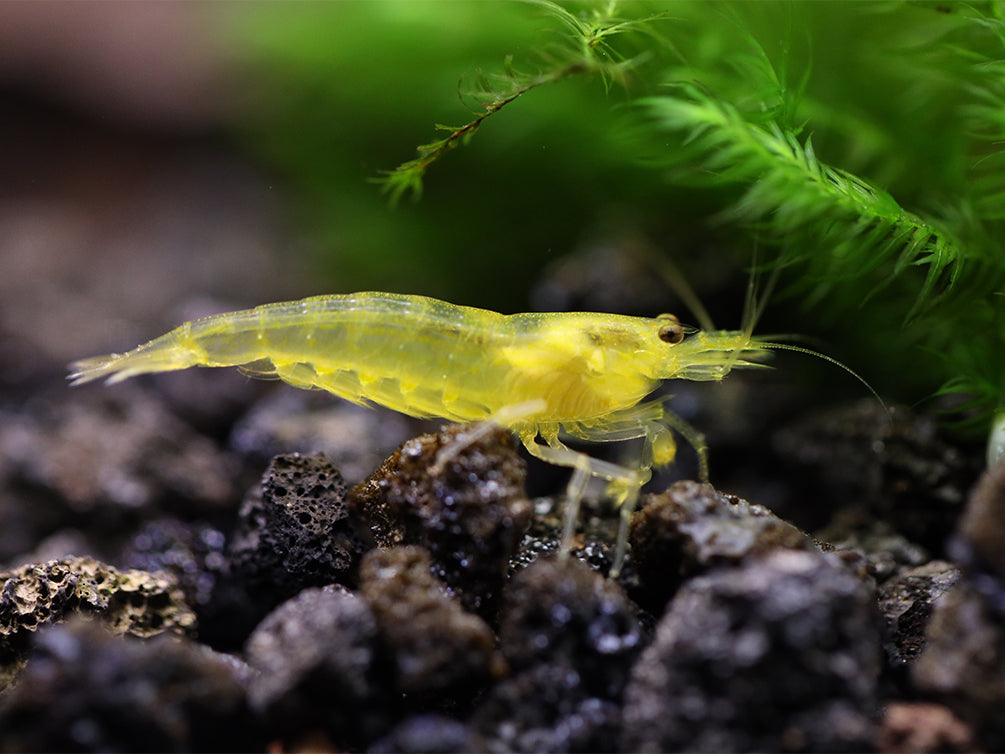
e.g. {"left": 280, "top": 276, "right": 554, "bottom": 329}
{"left": 68, "top": 332, "right": 198, "bottom": 386}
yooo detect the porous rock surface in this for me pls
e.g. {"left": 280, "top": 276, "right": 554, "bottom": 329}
{"left": 0, "top": 619, "right": 255, "bottom": 753}
{"left": 629, "top": 479, "right": 816, "bottom": 610}
{"left": 351, "top": 424, "right": 532, "bottom": 620}
{"left": 244, "top": 584, "right": 390, "bottom": 749}
{"left": 0, "top": 555, "right": 195, "bottom": 686}
{"left": 359, "top": 546, "right": 500, "bottom": 701}
{"left": 473, "top": 557, "right": 643, "bottom": 752}
{"left": 622, "top": 549, "right": 882, "bottom": 752}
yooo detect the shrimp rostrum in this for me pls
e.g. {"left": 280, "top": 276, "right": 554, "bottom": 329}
{"left": 69, "top": 292, "right": 770, "bottom": 574}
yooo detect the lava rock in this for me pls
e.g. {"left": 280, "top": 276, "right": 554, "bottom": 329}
{"left": 877, "top": 560, "right": 959, "bottom": 670}
{"left": 775, "top": 400, "right": 979, "bottom": 548}
{"left": 359, "top": 546, "right": 499, "bottom": 703}
{"left": 477, "top": 664, "right": 623, "bottom": 754}
{"left": 0, "top": 389, "right": 236, "bottom": 516}
{"left": 509, "top": 495, "right": 628, "bottom": 579}
{"left": 816, "top": 511, "right": 931, "bottom": 585}
{"left": 952, "top": 453, "right": 1005, "bottom": 578}
{"left": 211, "top": 452, "right": 371, "bottom": 649}
{"left": 629, "top": 480, "right": 816, "bottom": 611}
{"left": 0, "top": 619, "right": 256, "bottom": 752}
{"left": 474, "top": 557, "right": 643, "bottom": 752}
{"left": 121, "top": 518, "right": 228, "bottom": 612}
{"left": 912, "top": 457, "right": 1005, "bottom": 750}
{"left": 368, "top": 715, "right": 487, "bottom": 754}
{"left": 227, "top": 452, "right": 370, "bottom": 602}
{"left": 350, "top": 424, "right": 532, "bottom": 620}
{"left": 496, "top": 556, "right": 642, "bottom": 688}
{"left": 622, "top": 549, "right": 882, "bottom": 752}
{"left": 229, "top": 388, "right": 418, "bottom": 484}
{"left": 244, "top": 585, "right": 391, "bottom": 749}
{"left": 120, "top": 518, "right": 240, "bottom": 649}
{"left": 912, "top": 580, "right": 1005, "bottom": 749}
{"left": 1, "top": 556, "right": 195, "bottom": 687}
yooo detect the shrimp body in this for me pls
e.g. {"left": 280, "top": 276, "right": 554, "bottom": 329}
{"left": 70, "top": 291, "right": 769, "bottom": 574}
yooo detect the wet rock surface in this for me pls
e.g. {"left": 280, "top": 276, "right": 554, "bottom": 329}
{"left": 877, "top": 560, "right": 959, "bottom": 671}
{"left": 244, "top": 585, "right": 390, "bottom": 749}
{"left": 350, "top": 424, "right": 532, "bottom": 620}
{"left": 0, "top": 619, "right": 256, "bottom": 753}
{"left": 0, "top": 556, "right": 195, "bottom": 686}
{"left": 120, "top": 518, "right": 229, "bottom": 620}
{"left": 912, "top": 458, "right": 1005, "bottom": 751}
{"left": 2, "top": 382, "right": 1001, "bottom": 752}
{"left": 219, "top": 452, "right": 372, "bottom": 645}
{"left": 622, "top": 549, "right": 882, "bottom": 752}
{"left": 360, "top": 546, "right": 499, "bottom": 702}
{"left": 629, "top": 480, "right": 816, "bottom": 611}
{"left": 473, "top": 557, "right": 642, "bottom": 752}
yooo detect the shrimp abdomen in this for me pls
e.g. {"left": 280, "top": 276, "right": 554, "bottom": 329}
{"left": 68, "top": 294, "right": 507, "bottom": 424}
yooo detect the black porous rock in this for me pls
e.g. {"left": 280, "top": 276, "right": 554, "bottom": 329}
{"left": 629, "top": 480, "right": 816, "bottom": 611}
{"left": 815, "top": 511, "right": 931, "bottom": 586}
{"left": 0, "top": 389, "right": 236, "bottom": 516}
{"left": 474, "top": 557, "right": 643, "bottom": 752}
{"left": 912, "top": 458, "right": 1005, "bottom": 751}
{"left": 121, "top": 518, "right": 228, "bottom": 612}
{"left": 877, "top": 560, "right": 959, "bottom": 671}
{"left": 0, "top": 619, "right": 256, "bottom": 753}
{"left": 120, "top": 518, "right": 245, "bottom": 651}
{"left": 229, "top": 387, "right": 416, "bottom": 484}
{"left": 477, "top": 664, "right": 624, "bottom": 754}
{"left": 227, "top": 452, "right": 370, "bottom": 602}
{"left": 508, "top": 496, "right": 625, "bottom": 579}
{"left": 775, "top": 400, "right": 979, "bottom": 547}
{"left": 0, "top": 556, "right": 195, "bottom": 687}
{"left": 622, "top": 549, "right": 882, "bottom": 753}
{"left": 367, "top": 715, "right": 487, "bottom": 754}
{"left": 359, "top": 546, "right": 499, "bottom": 704}
{"left": 350, "top": 424, "right": 532, "bottom": 620}
{"left": 244, "top": 584, "right": 392, "bottom": 750}
{"left": 912, "top": 580, "right": 1005, "bottom": 751}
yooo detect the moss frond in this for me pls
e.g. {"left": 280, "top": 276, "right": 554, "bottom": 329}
{"left": 641, "top": 85, "right": 964, "bottom": 315}
{"left": 376, "top": 0, "right": 665, "bottom": 204}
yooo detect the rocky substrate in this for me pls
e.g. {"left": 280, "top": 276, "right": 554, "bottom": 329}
{"left": 0, "top": 385, "right": 998, "bottom": 753}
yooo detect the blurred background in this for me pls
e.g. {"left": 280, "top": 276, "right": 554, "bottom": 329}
{"left": 0, "top": 1, "right": 758, "bottom": 399}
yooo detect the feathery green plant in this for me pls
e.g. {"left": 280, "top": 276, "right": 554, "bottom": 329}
{"left": 379, "top": 0, "right": 1005, "bottom": 447}
{"left": 377, "top": 0, "right": 667, "bottom": 204}
{"left": 639, "top": 84, "right": 965, "bottom": 315}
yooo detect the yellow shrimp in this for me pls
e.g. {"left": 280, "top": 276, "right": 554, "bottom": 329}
{"left": 69, "top": 291, "right": 771, "bottom": 575}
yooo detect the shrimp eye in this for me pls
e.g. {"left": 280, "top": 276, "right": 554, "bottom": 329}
{"left": 658, "top": 321, "right": 684, "bottom": 344}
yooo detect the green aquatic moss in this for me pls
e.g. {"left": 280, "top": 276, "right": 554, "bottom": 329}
{"left": 232, "top": 0, "right": 1005, "bottom": 437}
{"left": 379, "top": 1, "right": 1005, "bottom": 433}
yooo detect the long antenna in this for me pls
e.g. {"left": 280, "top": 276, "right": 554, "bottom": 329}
{"left": 758, "top": 338, "right": 889, "bottom": 414}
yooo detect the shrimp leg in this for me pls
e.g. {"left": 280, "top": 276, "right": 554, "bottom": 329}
{"left": 577, "top": 399, "right": 708, "bottom": 480}
{"left": 430, "top": 399, "right": 548, "bottom": 472}
{"left": 518, "top": 428, "right": 647, "bottom": 577}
